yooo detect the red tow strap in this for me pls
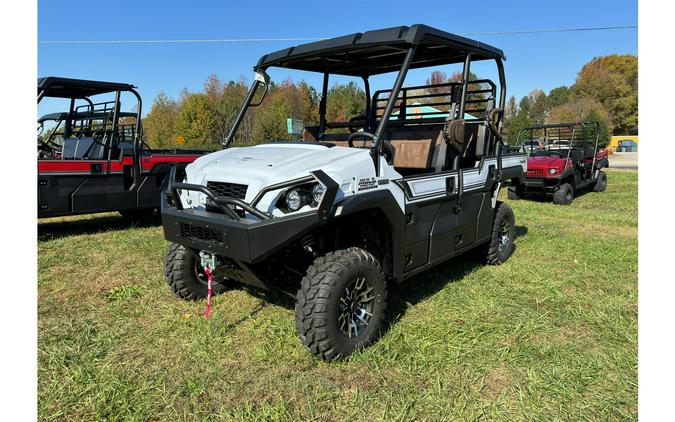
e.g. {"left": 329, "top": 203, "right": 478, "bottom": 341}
{"left": 204, "top": 266, "right": 213, "bottom": 319}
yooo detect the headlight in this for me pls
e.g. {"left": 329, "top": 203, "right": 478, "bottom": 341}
{"left": 548, "top": 168, "right": 558, "bottom": 174}
{"left": 312, "top": 184, "right": 325, "bottom": 203}
{"left": 286, "top": 189, "right": 303, "bottom": 211}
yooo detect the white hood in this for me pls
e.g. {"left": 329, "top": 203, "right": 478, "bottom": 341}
{"left": 182, "top": 143, "right": 394, "bottom": 215}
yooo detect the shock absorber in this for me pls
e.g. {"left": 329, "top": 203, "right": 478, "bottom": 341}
{"left": 301, "top": 234, "right": 318, "bottom": 256}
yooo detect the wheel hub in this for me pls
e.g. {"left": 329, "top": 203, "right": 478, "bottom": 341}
{"left": 498, "top": 218, "right": 510, "bottom": 252}
{"left": 338, "top": 276, "right": 375, "bottom": 338}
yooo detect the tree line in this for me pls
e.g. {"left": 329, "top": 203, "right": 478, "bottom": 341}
{"left": 142, "top": 54, "right": 637, "bottom": 149}
{"left": 503, "top": 54, "right": 637, "bottom": 146}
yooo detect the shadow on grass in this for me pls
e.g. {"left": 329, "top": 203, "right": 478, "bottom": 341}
{"left": 517, "top": 186, "right": 596, "bottom": 204}
{"left": 220, "top": 224, "right": 528, "bottom": 339}
{"left": 38, "top": 212, "right": 162, "bottom": 241}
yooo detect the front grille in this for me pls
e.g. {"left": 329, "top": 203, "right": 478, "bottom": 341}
{"left": 179, "top": 223, "right": 223, "bottom": 244}
{"left": 206, "top": 181, "right": 248, "bottom": 199}
{"left": 205, "top": 181, "right": 248, "bottom": 217}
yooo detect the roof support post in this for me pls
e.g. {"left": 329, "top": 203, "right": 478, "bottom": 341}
{"left": 224, "top": 79, "right": 261, "bottom": 148}
{"left": 362, "top": 76, "right": 371, "bottom": 130}
{"left": 458, "top": 53, "right": 472, "bottom": 118}
{"left": 318, "top": 73, "right": 330, "bottom": 141}
{"left": 372, "top": 46, "right": 417, "bottom": 172}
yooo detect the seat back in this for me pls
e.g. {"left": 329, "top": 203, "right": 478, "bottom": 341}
{"left": 387, "top": 127, "right": 444, "bottom": 171}
{"left": 61, "top": 138, "right": 79, "bottom": 159}
{"left": 74, "top": 137, "right": 96, "bottom": 159}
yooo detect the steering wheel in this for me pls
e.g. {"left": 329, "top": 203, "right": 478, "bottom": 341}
{"left": 38, "top": 138, "right": 58, "bottom": 155}
{"left": 348, "top": 114, "right": 367, "bottom": 134}
{"left": 547, "top": 151, "right": 563, "bottom": 158}
{"left": 348, "top": 131, "right": 375, "bottom": 148}
{"left": 347, "top": 132, "right": 394, "bottom": 164}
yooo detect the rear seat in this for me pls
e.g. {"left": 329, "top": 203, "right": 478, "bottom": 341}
{"left": 302, "top": 121, "right": 489, "bottom": 174}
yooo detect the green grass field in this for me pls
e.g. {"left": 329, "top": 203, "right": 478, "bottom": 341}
{"left": 38, "top": 169, "right": 637, "bottom": 421}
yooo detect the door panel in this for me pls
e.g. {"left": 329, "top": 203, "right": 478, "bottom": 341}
{"left": 402, "top": 172, "right": 460, "bottom": 272}
{"left": 454, "top": 191, "right": 484, "bottom": 250}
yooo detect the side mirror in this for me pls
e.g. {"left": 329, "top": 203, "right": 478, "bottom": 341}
{"left": 250, "top": 70, "right": 270, "bottom": 107}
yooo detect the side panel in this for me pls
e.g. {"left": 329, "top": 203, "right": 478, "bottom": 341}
{"left": 38, "top": 159, "right": 109, "bottom": 216}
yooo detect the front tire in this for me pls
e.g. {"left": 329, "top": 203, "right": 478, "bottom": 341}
{"left": 295, "top": 247, "right": 387, "bottom": 361}
{"left": 593, "top": 171, "right": 608, "bottom": 192}
{"left": 553, "top": 183, "right": 574, "bottom": 205}
{"left": 163, "top": 243, "right": 228, "bottom": 300}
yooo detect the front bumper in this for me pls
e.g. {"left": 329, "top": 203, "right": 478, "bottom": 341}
{"left": 161, "top": 169, "right": 338, "bottom": 264}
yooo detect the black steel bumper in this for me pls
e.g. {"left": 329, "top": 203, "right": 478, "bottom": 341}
{"left": 161, "top": 168, "right": 338, "bottom": 264}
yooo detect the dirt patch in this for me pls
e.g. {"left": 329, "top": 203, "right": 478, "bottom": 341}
{"left": 482, "top": 367, "right": 513, "bottom": 399}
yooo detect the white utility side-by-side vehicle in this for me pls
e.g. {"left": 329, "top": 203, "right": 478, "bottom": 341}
{"left": 162, "top": 24, "right": 527, "bottom": 360}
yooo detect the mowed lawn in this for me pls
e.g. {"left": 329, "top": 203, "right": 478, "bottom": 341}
{"left": 38, "top": 169, "right": 637, "bottom": 421}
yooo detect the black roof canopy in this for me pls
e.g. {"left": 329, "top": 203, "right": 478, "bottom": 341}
{"left": 255, "top": 24, "right": 506, "bottom": 76}
{"left": 38, "top": 77, "right": 136, "bottom": 99}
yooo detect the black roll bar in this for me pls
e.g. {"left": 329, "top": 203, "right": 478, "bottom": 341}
{"left": 318, "top": 73, "right": 330, "bottom": 141}
{"left": 223, "top": 79, "right": 262, "bottom": 148}
{"left": 371, "top": 46, "right": 418, "bottom": 174}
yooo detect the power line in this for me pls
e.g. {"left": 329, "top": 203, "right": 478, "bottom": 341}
{"left": 462, "top": 25, "right": 637, "bottom": 36}
{"left": 39, "top": 25, "right": 637, "bottom": 45}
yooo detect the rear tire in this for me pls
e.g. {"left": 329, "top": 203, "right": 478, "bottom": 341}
{"left": 477, "top": 201, "right": 516, "bottom": 265}
{"left": 295, "top": 247, "right": 387, "bottom": 361}
{"left": 163, "top": 243, "right": 228, "bottom": 300}
{"left": 553, "top": 183, "right": 574, "bottom": 205}
{"left": 593, "top": 171, "right": 608, "bottom": 192}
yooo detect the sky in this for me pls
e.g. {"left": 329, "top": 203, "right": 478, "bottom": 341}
{"left": 38, "top": 0, "right": 637, "bottom": 117}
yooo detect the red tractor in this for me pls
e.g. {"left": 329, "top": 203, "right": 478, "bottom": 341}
{"left": 508, "top": 122, "right": 608, "bottom": 205}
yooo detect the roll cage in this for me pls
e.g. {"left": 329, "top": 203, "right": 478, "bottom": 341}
{"left": 222, "top": 24, "right": 508, "bottom": 176}
{"left": 38, "top": 77, "right": 144, "bottom": 184}
{"left": 516, "top": 122, "right": 601, "bottom": 170}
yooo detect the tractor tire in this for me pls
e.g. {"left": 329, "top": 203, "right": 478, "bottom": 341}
{"left": 476, "top": 201, "right": 516, "bottom": 265}
{"left": 553, "top": 183, "right": 574, "bottom": 205}
{"left": 507, "top": 186, "right": 522, "bottom": 200}
{"left": 163, "top": 243, "right": 228, "bottom": 300}
{"left": 119, "top": 208, "right": 156, "bottom": 222}
{"left": 593, "top": 171, "right": 608, "bottom": 192}
{"left": 295, "top": 247, "right": 387, "bottom": 361}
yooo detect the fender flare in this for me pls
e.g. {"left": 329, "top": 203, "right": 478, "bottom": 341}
{"left": 331, "top": 189, "right": 406, "bottom": 281}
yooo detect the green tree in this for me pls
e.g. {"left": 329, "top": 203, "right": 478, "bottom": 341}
{"left": 548, "top": 96, "right": 611, "bottom": 148}
{"left": 251, "top": 90, "right": 292, "bottom": 142}
{"left": 174, "top": 93, "right": 218, "bottom": 147}
{"left": 573, "top": 54, "right": 638, "bottom": 134}
{"left": 547, "top": 86, "right": 571, "bottom": 109}
{"left": 326, "top": 81, "right": 366, "bottom": 123}
{"left": 143, "top": 92, "right": 179, "bottom": 149}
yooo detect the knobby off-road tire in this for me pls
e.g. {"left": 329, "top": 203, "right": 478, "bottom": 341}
{"left": 507, "top": 186, "right": 522, "bottom": 200}
{"left": 553, "top": 183, "right": 574, "bottom": 205}
{"left": 163, "top": 243, "right": 228, "bottom": 300}
{"left": 478, "top": 201, "right": 516, "bottom": 265}
{"left": 295, "top": 247, "right": 387, "bottom": 361}
{"left": 593, "top": 171, "right": 608, "bottom": 192}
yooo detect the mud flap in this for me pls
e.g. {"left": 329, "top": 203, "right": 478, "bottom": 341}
{"left": 491, "top": 181, "right": 502, "bottom": 208}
